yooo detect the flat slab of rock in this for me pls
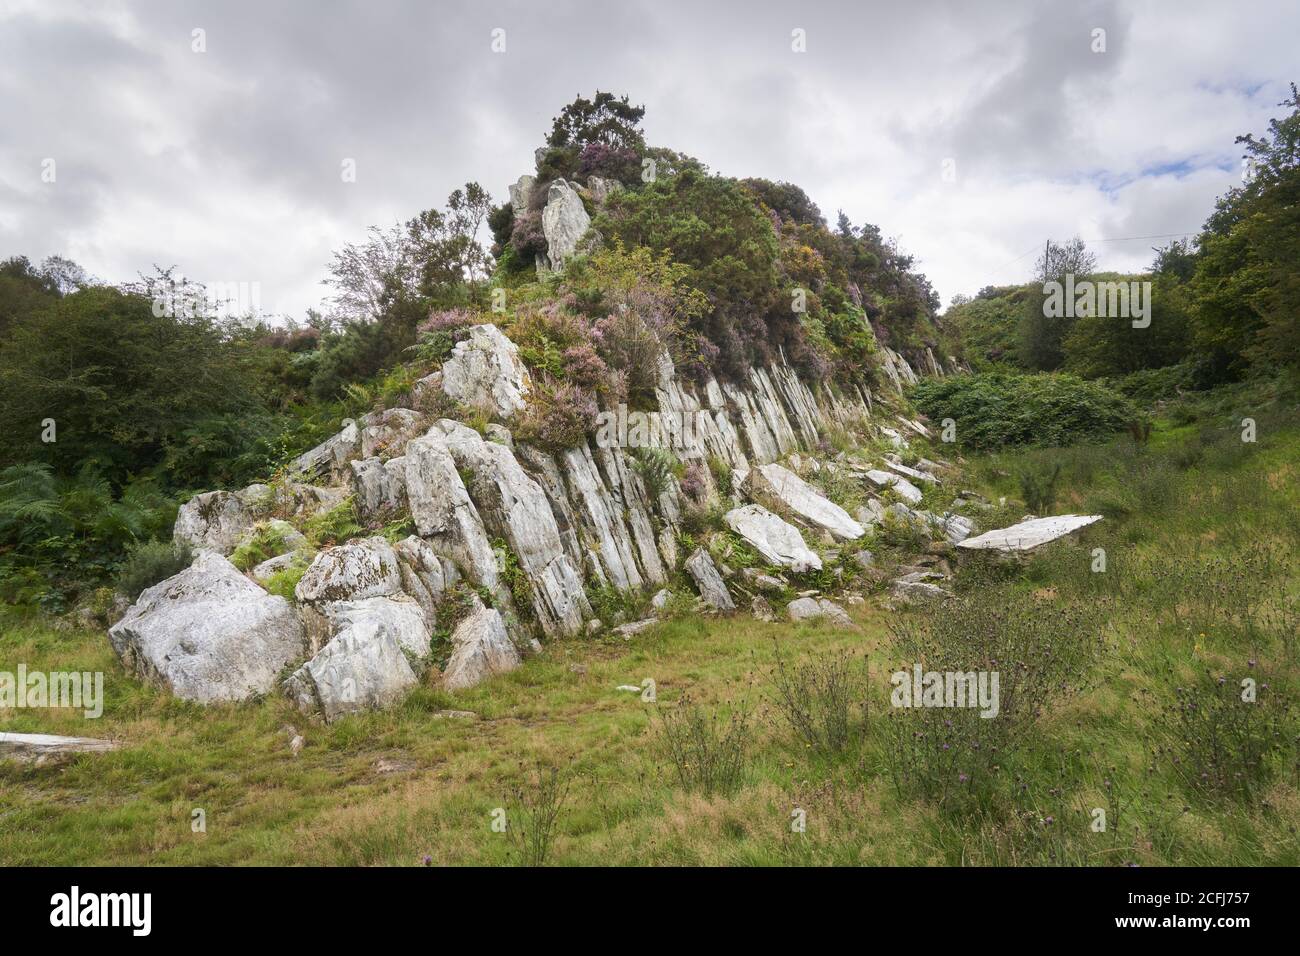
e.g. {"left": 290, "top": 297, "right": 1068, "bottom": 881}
{"left": 891, "top": 579, "right": 954, "bottom": 603}
{"left": 109, "top": 552, "right": 305, "bottom": 703}
{"left": 613, "top": 619, "right": 658, "bottom": 639}
{"left": 745, "top": 463, "right": 865, "bottom": 541}
{"left": 724, "top": 504, "right": 822, "bottom": 572}
{"left": 685, "top": 548, "right": 735, "bottom": 612}
{"left": 0, "top": 732, "right": 119, "bottom": 759}
{"left": 173, "top": 487, "right": 268, "bottom": 555}
{"left": 885, "top": 460, "right": 939, "bottom": 484}
{"left": 957, "top": 514, "right": 1102, "bottom": 552}
{"left": 785, "top": 597, "right": 854, "bottom": 628}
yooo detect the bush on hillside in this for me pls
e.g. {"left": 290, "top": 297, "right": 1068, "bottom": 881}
{"left": 910, "top": 373, "right": 1135, "bottom": 450}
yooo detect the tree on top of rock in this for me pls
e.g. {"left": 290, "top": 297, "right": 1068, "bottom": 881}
{"left": 546, "top": 91, "right": 646, "bottom": 152}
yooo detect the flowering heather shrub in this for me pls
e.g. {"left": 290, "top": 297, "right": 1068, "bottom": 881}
{"left": 512, "top": 380, "right": 597, "bottom": 452}
{"left": 578, "top": 142, "right": 641, "bottom": 185}
{"left": 678, "top": 458, "right": 708, "bottom": 503}
{"left": 509, "top": 208, "right": 548, "bottom": 262}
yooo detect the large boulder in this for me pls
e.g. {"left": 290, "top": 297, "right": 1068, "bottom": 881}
{"left": 442, "top": 600, "right": 521, "bottom": 691}
{"left": 957, "top": 514, "right": 1102, "bottom": 553}
{"left": 745, "top": 463, "right": 865, "bottom": 541}
{"left": 539, "top": 178, "right": 591, "bottom": 269}
{"left": 440, "top": 324, "right": 532, "bottom": 418}
{"left": 724, "top": 504, "right": 822, "bottom": 572}
{"left": 173, "top": 487, "right": 268, "bottom": 555}
{"left": 785, "top": 597, "right": 854, "bottom": 629}
{"left": 108, "top": 552, "right": 305, "bottom": 703}
{"left": 436, "top": 421, "right": 590, "bottom": 637}
{"left": 284, "top": 596, "right": 430, "bottom": 722}
{"left": 294, "top": 537, "right": 403, "bottom": 605}
{"left": 685, "top": 548, "right": 735, "bottom": 612}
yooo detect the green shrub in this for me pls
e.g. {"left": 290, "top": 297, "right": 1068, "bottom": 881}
{"left": 767, "top": 644, "right": 870, "bottom": 755}
{"left": 1018, "top": 462, "right": 1061, "bottom": 513}
{"left": 229, "top": 521, "right": 298, "bottom": 571}
{"left": 910, "top": 373, "right": 1135, "bottom": 451}
{"left": 303, "top": 498, "right": 362, "bottom": 548}
{"left": 261, "top": 555, "right": 310, "bottom": 602}
{"left": 655, "top": 696, "right": 751, "bottom": 796}
{"left": 116, "top": 539, "right": 193, "bottom": 599}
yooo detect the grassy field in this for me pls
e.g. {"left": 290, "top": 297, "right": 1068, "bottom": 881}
{"left": 2, "top": 401, "right": 1297, "bottom": 866}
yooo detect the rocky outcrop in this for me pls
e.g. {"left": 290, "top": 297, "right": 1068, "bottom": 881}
{"left": 508, "top": 174, "right": 535, "bottom": 216}
{"left": 442, "top": 599, "right": 520, "bottom": 691}
{"left": 724, "top": 504, "right": 822, "bottom": 572}
{"left": 404, "top": 429, "right": 503, "bottom": 597}
{"left": 435, "top": 420, "right": 590, "bottom": 637}
{"left": 284, "top": 596, "right": 430, "bottom": 722}
{"left": 109, "top": 552, "right": 305, "bottom": 703}
{"left": 864, "top": 469, "right": 923, "bottom": 505}
{"left": 288, "top": 419, "right": 359, "bottom": 483}
{"left": 539, "top": 178, "right": 591, "bottom": 269}
{"left": 392, "top": 535, "right": 454, "bottom": 625}
{"left": 745, "top": 463, "right": 865, "bottom": 542}
{"left": 359, "top": 408, "right": 426, "bottom": 459}
{"left": 441, "top": 324, "right": 532, "bottom": 417}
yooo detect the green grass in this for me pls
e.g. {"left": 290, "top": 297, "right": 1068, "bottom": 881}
{"left": 2, "top": 400, "right": 1298, "bottom": 866}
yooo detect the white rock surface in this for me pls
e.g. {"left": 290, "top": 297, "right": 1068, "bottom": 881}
{"left": 295, "top": 537, "right": 403, "bottom": 605}
{"left": 685, "top": 548, "right": 735, "bottom": 611}
{"left": 864, "top": 469, "right": 924, "bottom": 505}
{"left": 724, "top": 504, "right": 822, "bottom": 572}
{"left": 442, "top": 602, "right": 521, "bottom": 691}
{"left": 249, "top": 550, "right": 307, "bottom": 582}
{"left": 441, "top": 324, "right": 532, "bottom": 418}
{"left": 436, "top": 420, "right": 590, "bottom": 637}
{"left": 404, "top": 429, "right": 503, "bottom": 597}
{"left": 288, "top": 419, "right": 359, "bottom": 482}
{"left": 173, "top": 489, "right": 265, "bottom": 555}
{"left": 284, "top": 596, "right": 430, "bottom": 722}
{"left": 0, "top": 732, "right": 119, "bottom": 759}
{"left": 957, "top": 514, "right": 1103, "bottom": 552}
{"left": 392, "top": 535, "right": 452, "bottom": 624}
{"left": 109, "top": 552, "right": 305, "bottom": 703}
{"left": 745, "top": 463, "right": 865, "bottom": 541}
{"left": 350, "top": 455, "right": 408, "bottom": 519}
{"left": 508, "top": 174, "right": 535, "bottom": 216}
{"left": 539, "top": 178, "right": 591, "bottom": 269}
{"left": 885, "top": 460, "right": 939, "bottom": 484}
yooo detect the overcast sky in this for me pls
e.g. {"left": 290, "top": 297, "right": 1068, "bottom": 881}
{"left": 2, "top": 0, "right": 1295, "bottom": 320}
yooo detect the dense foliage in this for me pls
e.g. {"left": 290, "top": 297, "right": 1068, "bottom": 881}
{"left": 909, "top": 372, "right": 1136, "bottom": 450}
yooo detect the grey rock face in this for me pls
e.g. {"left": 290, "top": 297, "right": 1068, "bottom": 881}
{"left": 109, "top": 552, "right": 305, "bottom": 703}
{"left": 585, "top": 176, "right": 623, "bottom": 204}
{"left": 864, "top": 469, "right": 924, "bottom": 505}
{"left": 685, "top": 548, "right": 735, "bottom": 612}
{"left": 350, "top": 456, "right": 408, "bottom": 520}
{"left": 288, "top": 419, "right": 359, "bottom": 483}
{"left": 724, "top": 504, "right": 822, "bottom": 572}
{"left": 508, "top": 174, "right": 536, "bottom": 216}
{"left": 745, "top": 462, "right": 865, "bottom": 541}
{"left": 173, "top": 489, "right": 265, "bottom": 555}
{"left": 436, "top": 420, "right": 589, "bottom": 637}
{"left": 392, "top": 535, "right": 452, "bottom": 624}
{"left": 359, "top": 408, "right": 426, "bottom": 460}
{"left": 442, "top": 601, "right": 521, "bottom": 691}
{"left": 441, "top": 324, "right": 532, "bottom": 418}
{"left": 404, "top": 429, "right": 505, "bottom": 609}
{"left": 295, "top": 537, "right": 403, "bottom": 605}
{"left": 284, "top": 596, "right": 430, "bottom": 722}
{"left": 539, "top": 179, "right": 591, "bottom": 269}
